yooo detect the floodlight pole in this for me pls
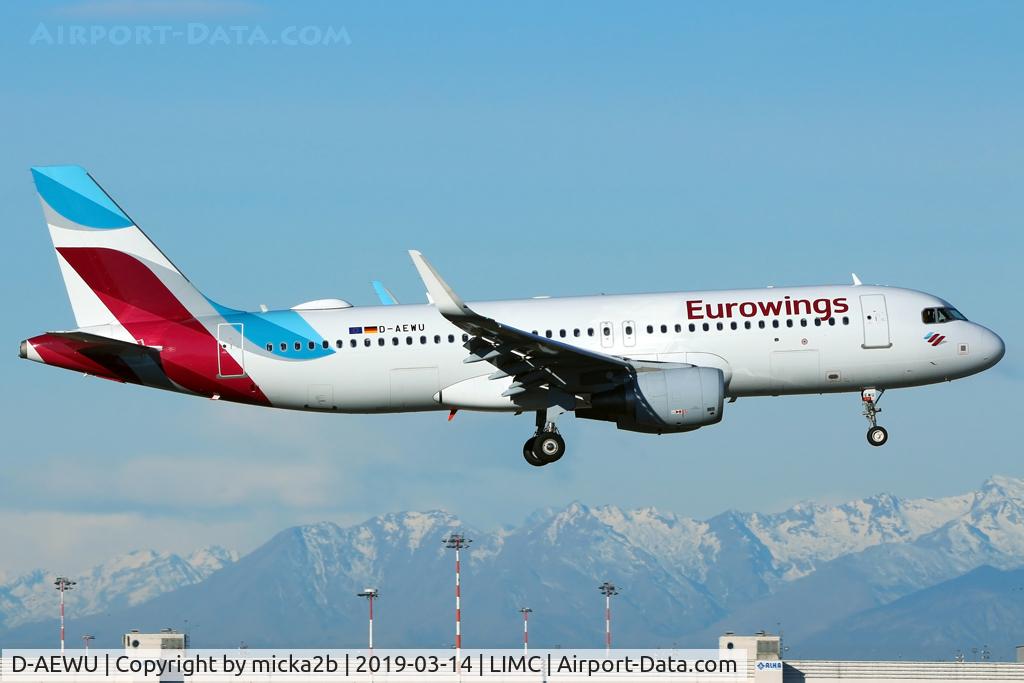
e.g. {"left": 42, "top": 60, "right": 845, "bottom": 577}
{"left": 357, "top": 588, "right": 379, "bottom": 651}
{"left": 81, "top": 634, "right": 94, "bottom": 652}
{"left": 54, "top": 577, "right": 76, "bottom": 653}
{"left": 443, "top": 533, "right": 472, "bottom": 664}
{"left": 598, "top": 582, "right": 619, "bottom": 654}
{"left": 519, "top": 608, "right": 532, "bottom": 653}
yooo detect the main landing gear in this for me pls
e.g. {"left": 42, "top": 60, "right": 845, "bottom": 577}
{"left": 523, "top": 407, "right": 567, "bottom": 467}
{"left": 861, "top": 388, "right": 888, "bottom": 447}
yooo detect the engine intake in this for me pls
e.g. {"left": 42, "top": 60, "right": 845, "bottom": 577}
{"left": 577, "top": 366, "right": 725, "bottom": 434}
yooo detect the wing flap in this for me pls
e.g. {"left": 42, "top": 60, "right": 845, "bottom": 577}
{"left": 409, "top": 250, "right": 634, "bottom": 400}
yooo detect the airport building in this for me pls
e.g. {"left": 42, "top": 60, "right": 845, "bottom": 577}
{"left": 721, "top": 632, "right": 1024, "bottom": 682}
{"left": 122, "top": 628, "right": 187, "bottom": 651}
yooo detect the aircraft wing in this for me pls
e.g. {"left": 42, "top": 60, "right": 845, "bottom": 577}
{"left": 409, "top": 250, "right": 635, "bottom": 401}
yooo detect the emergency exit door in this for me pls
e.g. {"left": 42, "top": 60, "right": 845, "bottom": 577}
{"left": 216, "top": 323, "right": 246, "bottom": 377}
{"left": 860, "top": 294, "right": 892, "bottom": 349}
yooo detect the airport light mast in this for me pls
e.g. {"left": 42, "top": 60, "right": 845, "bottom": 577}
{"left": 357, "top": 588, "right": 379, "bottom": 651}
{"left": 54, "top": 577, "right": 76, "bottom": 653}
{"left": 443, "top": 533, "right": 472, "bottom": 662}
{"left": 81, "top": 634, "right": 94, "bottom": 652}
{"left": 519, "top": 608, "right": 532, "bottom": 653}
{"left": 598, "top": 582, "right": 619, "bottom": 654}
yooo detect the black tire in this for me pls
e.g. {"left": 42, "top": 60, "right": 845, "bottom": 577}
{"left": 867, "top": 426, "right": 888, "bottom": 447}
{"left": 532, "top": 432, "right": 566, "bottom": 464}
{"left": 523, "top": 437, "right": 545, "bottom": 467}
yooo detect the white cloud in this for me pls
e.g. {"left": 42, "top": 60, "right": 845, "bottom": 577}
{"left": 0, "top": 510, "right": 261, "bottom": 575}
{"left": 23, "top": 454, "right": 349, "bottom": 510}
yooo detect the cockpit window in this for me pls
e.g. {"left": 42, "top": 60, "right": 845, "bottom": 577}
{"left": 922, "top": 307, "right": 967, "bottom": 324}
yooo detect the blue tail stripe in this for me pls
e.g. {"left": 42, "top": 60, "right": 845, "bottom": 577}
{"left": 31, "top": 166, "right": 133, "bottom": 229}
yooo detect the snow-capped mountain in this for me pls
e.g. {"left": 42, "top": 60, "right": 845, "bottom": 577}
{"left": 3, "top": 477, "right": 1024, "bottom": 655}
{"left": 0, "top": 546, "right": 237, "bottom": 631}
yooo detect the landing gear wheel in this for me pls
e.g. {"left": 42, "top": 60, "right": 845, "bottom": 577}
{"left": 867, "top": 426, "right": 888, "bottom": 447}
{"left": 522, "top": 437, "right": 545, "bottom": 467}
{"left": 532, "top": 432, "right": 566, "bottom": 464}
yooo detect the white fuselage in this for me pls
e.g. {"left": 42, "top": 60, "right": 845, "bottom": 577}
{"left": 213, "top": 284, "right": 1003, "bottom": 414}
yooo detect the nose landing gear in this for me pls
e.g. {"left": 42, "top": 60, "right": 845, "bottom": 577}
{"left": 522, "top": 407, "right": 567, "bottom": 466}
{"left": 861, "top": 388, "right": 888, "bottom": 446}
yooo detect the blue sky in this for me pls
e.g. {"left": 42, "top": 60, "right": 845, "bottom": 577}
{"left": 1, "top": 1, "right": 1021, "bottom": 573}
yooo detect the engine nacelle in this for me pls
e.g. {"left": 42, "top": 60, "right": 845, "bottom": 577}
{"left": 577, "top": 366, "right": 725, "bottom": 434}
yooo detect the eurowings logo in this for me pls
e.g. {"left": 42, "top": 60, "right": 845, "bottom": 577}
{"left": 924, "top": 332, "right": 946, "bottom": 346}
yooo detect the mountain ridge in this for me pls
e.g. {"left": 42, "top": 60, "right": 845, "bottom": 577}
{"left": 3, "top": 477, "right": 1023, "bottom": 656}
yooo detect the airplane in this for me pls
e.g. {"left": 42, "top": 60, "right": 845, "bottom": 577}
{"left": 19, "top": 166, "right": 1005, "bottom": 466}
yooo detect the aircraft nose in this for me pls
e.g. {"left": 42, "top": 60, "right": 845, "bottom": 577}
{"left": 975, "top": 326, "right": 1005, "bottom": 370}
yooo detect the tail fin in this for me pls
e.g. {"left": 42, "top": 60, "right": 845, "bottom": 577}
{"left": 31, "top": 165, "right": 212, "bottom": 331}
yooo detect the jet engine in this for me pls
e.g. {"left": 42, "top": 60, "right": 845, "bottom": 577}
{"left": 577, "top": 366, "right": 725, "bottom": 434}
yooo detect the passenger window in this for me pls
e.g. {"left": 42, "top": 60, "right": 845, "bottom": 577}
{"left": 434, "top": 335, "right": 441, "bottom": 344}
{"left": 308, "top": 341, "right": 315, "bottom": 350}
{"left": 350, "top": 339, "right": 357, "bottom": 348}
{"left": 772, "top": 320, "right": 779, "bottom": 329}
{"left": 702, "top": 323, "right": 710, "bottom": 332}
{"left": 266, "top": 343, "right": 273, "bottom": 351}
{"left": 462, "top": 334, "right": 469, "bottom": 342}
{"left": 626, "top": 325, "right": 634, "bottom": 335}
{"left": 406, "top": 336, "right": 413, "bottom": 345}
{"left": 744, "top": 321, "right": 751, "bottom": 330}
{"left": 364, "top": 339, "right": 371, "bottom": 347}
{"left": 280, "top": 342, "right": 287, "bottom": 351}
{"left": 545, "top": 330, "right": 553, "bottom": 338}
{"left": 730, "top": 322, "right": 737, "bottom": 330}
{"left": 674, "top": 324, "right": 681, "bottom": 333}
{"left": 645, "top": 325, "right": 653, "bottom": 334}
{"left": 559, "top": 330, "right": 566, "bottom": 338}
{"left": 758, "top": 320, "right": 766, "bottom": 329}
{"left": 573, "top": 329, "right": 580, "bottom": 337}
{"left": 828, "top": 317, "right": 836, "bottom": 326}
{"left": 660, "top": 324, "right": 667, "bottom": 333}
{"left": 786, "top": 320, "right": 793, "bottom": 328}
{"left": 717, "top": 322, "right": 724, "bottom": 331}
{"left": 294, "top": 341, "right": 301, "bottom": 351}
{"left": 322, "top": 340, "right": 329, "bottom": 349}
{"left": 420, "top": 336, "right": 427, "bottom": 344}
{"left": 689, "top": 323, "right": 696, "bottom": 332}
{"left": 800, "top": 319, "right": 807, "bottom": 327}
{"left": 588, "top": 328, "right": 595, "bottom": 337}
{"left": 842, "top": 316, "right": 850, "bottom": 325}
{"left": 336, "top": 340, "right": 343, "bottom": 348}
{"left": 814, "top": 318, "right": 822, "bottom": 327}
{"left": 448, "top": 334, "right": 455, "bottom": 343}
{"left": 378, "top": 338, "right": 385, "bottom": 346}
{"left": 392, "top": 337, "right": 399, "bottom": 346}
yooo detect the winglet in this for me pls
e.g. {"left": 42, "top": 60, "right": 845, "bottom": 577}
{"left": 408, "top": 250, "right": 471, "bottom": 317}
{"left": 851, "top": 273, "right": 863, "bottom": 286}
{"left": 372, "top": 280, "right": 400, "bottom": 305}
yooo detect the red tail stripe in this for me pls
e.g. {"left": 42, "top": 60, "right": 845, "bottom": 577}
{"left": 55, "top": 246, "right": 269, "bottom": 405}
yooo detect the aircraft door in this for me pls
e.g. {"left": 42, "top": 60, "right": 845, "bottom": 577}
{"left": 599, "top": 321, "right": 614, "bottom": 349}
{"left": 622, "top": 320, "right": 637, "bottom": 347}
{"left": 216, "top": 323, "right": 246, "bottom": 378}
{"left": 860, "top": 294, "right": 892, "bottom": 349}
